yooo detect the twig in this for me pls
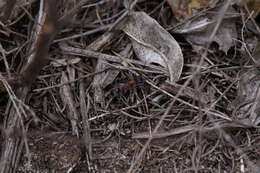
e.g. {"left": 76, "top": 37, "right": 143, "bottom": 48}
{"left": 59, "top": 43, "right": 166, "bottom": 73}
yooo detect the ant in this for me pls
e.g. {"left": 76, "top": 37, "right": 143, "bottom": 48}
{"left": 121, "top": 75, "right": 145, "bottom": 90}
{"left": 110, "top": 75, "right": 146, "bottom": 101}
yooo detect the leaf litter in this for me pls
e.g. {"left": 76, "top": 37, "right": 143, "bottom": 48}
{"left": 0, "top": 0, "right": 260, "bottom": 172}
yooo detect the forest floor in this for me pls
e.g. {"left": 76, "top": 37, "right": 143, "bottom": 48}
{"left": 0, "top": 0, "right": 260, "bottom": 172}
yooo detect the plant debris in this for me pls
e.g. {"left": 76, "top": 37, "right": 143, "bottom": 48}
{"left": 0, "top": 0, "right": 260, "bottom": 172}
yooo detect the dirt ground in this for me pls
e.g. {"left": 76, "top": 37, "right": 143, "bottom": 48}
{"left": 0, "top": 0, "right": 260, "bottom": 173}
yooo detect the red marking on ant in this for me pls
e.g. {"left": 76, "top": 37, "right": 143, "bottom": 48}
{"left": 121, "top": 80, "right": 136, "bottom": 89}
{"left": 111, "top": 76, "right": 146, "bottom": 99}
{"left": 120, "top": 76, "right": 145, "bottom": 90}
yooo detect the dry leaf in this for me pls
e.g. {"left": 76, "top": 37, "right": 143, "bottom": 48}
{"left": 229, "top": 68, "right": 260, "bottom": 125}
{"left": 123, "top": 12, "right": 183, "bottom": 82}
{"left": 60, "top": 72, "right": 79, "bottom": 135}
{"left": 166, "top": 0, "right": 218, "bottom": 20}
{"left": 187, "top": 19, "right": 237, "bottom": 53}
{"left": 228, "top": 43, "right": 260, "bottom": 125}
{"left": 238, "top": 0, "right": 260, "bottom": 18}
{"left": 174, "top": 6, "right": 238, "bottom": 53}
{"left": 92, "top": 35, "right": 131, "bottom": 107}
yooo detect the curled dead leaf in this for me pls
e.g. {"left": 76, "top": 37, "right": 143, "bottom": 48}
{"left": 123, "top": 12, "right": 183, "bottom": 82}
